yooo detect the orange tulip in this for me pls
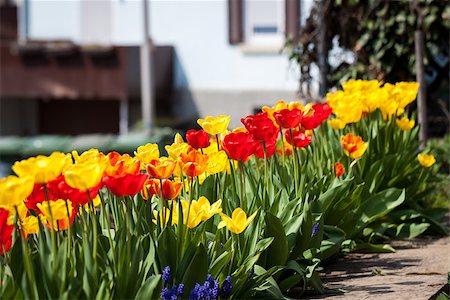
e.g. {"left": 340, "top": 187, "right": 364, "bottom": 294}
{"left": 142, "top": 178, "right": 183, "bottom": 200}
{"left": 104, "top": 152, "right": 140, "bottom": 176}
{"left": 179, "top": 148, "right": 208, "bottom": 178}
{"left": 146, "top": 157, "right": 177, "bottom": 179}
{"left": 334, "top": 162, "right": 345, "bottom": 177}
{"left": 341, "top": 133, "right": 368, "bottom": 159}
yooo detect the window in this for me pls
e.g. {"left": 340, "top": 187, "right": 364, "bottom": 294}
{"left": 244, "top": 0, "right": 285, "bottom": 46}
{"left": 228, "top": 0, "right": 300, "bottom": 50}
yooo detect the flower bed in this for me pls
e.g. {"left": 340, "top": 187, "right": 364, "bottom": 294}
{"left": 0, "top": 80, "right": 445, "bottom": 299}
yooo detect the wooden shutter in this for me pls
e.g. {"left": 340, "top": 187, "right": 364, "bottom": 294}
{"left": 228, "top": 0, "right": 243, "bottom": 44}
{"left": 285, "top": 0, "right": 300, "bottom": 42}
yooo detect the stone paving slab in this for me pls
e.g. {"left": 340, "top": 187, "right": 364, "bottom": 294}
{"left": 305, "top": 236, "right": 450, "bottom": 299}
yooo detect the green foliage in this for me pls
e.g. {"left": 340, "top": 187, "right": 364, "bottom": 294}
{"left": 285, "top": 0, "right": 449, "bottom": 90}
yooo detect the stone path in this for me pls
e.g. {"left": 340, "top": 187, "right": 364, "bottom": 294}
{"left": 305, "top": 236, "right": 450, "bottom": 299}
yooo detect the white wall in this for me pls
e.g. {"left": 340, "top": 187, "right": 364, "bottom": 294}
{"left": 28, "top": 0, "right": 299, "bottom": 92}
{"left": 29, "top": 0, "right": 81, "bottom": 42}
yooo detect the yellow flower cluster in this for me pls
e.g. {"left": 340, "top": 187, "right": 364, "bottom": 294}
{"left": 327, "top": 80, "right": 419, "bottom": 129}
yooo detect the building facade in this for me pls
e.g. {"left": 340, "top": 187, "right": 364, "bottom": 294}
{"left": 2, "top": 0, "right": 316, "bottom": 134}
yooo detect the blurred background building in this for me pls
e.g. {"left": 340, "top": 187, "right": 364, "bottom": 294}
{"left": 0, "top": 0, "right": 315, "bottom": 135}
{"left": 1, "top": 0, "right": 448, "bottom": 139}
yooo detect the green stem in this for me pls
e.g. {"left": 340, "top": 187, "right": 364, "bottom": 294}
{"left": 238, "top": 161, "right": 245, "bottom": 211}
{"left": 86, "top": 191, "right": 99, "bottom": 276}
{"left": 15, "top": 206, "right": 39, "bottom": 298}
{"left": 99, "top": 193, "right": 117, "bottom": 275}
{"left": 290, "top": 129, "right": 299, "bottom": 196}
{"left": 182, "top": 178, "right": 194, "bottom": 256}
{"left": 229, "top": 160, "right": 239, "bottom": 208}
{"left": 262, "top": 141, "right": 268, "bottom": 208}
{"left": 43, "top": 185, "right": 58, "bottom": 274}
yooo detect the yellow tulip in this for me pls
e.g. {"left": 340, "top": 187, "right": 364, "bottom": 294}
{"left": 271, "top": 100, "right": 288, "bottom": 111}
{"left": 202, "top": 142, "right": 220, "bottom": 155}
{"left": 180, "top": 200, "right": 203, "bottom": 229}
{"left": 174, "top": 133, "right": 185, "bottom": 144}
{"left": 206, "top": 151, "right": 228, "bottom": 175}
{"left": 327, "top": 90, "right": 364, "bottom": 125}
{"left": 0, "top": 175, "right": 34, "bottom": 208}
{"left": 193, "top": 197, "right": 222, "bottom": 221}
{"left": 218, "top": 208, "right": 257, "bottom": 234}
{"left": 72, "top": 149, "right": 106, "bottom": 163}
{"left": 396, "top": 117, "right": 415, "bottom": 131}
{"left": 328, "top": 119, "right": 346, "bottom": 130}
{"left": 417, "top": 153, "right": 436, "bottom": 168}
{"left": 37, "top": 199, "right": 73, "bottom": 231}
{"left": 165, "top": 143, "right": 191, "bottom": 160}
{"left": 4, "top": 202, "right": 28, "bottom": 224}
{"left": 197, "top": 115, "right": 230, "bottom": 135}
{"left": 134, "top": 143, "right": 160, "bottom": 166}
{"left": 64, "top": 162, "right": 105, "bottom": 190}
{"left": 12, "top": 152, "right": 72, "bottom": 184}
{"left": 21, "top": 215, "right": 40, "bottom": 236}
{"left": 395, "top": 82, "right": 419, "bottom": 111}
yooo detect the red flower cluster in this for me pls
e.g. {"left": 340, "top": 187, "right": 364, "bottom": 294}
{"left": 0, "top": 208, "right": 13, "bottom": 255}
{"left": 241, "top": 112, "right": 278, "bottom": 143}
{"left": 241, "top": 112, "right": 279, "bottom": 159}
{"left": 186, "top": 129, "right": 210, "bottom": 149}
{"left": 26, "top": 177, "right": 102, "bottom": 211}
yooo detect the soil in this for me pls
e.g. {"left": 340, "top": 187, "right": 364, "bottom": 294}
{"left": 305, "top": 236, "right": 450, "bottom": 299}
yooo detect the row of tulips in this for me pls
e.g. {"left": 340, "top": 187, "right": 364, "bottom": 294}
{"left": 0, "top": 80, "right": 444, "bottom": 299}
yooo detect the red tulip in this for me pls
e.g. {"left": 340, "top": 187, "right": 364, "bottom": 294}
{"left": 302, "top": 103, "right": 332, "bottom": 129}
{"left": 103, "top": 173, "right": 149, "bottom": 197}
{"left": 222, "top": 132, "right": 258, "bottom": 162}
{"left": 285, "top": 130, "right": 312, "bottom": 148}
{"left": 0, "top": 208, "right": 13, "bottom": 255}
{"left": 273, "top": 109, "right": 303, "bottom": 129}
{"left": 241, "top": 112, "right": 278, "bottom": 142}
{"left": 186, "top": 129, "right": 211, "bottom": 149}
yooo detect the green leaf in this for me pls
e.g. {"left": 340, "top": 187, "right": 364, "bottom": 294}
{"left": 396, "top": 223, "right": 430, "bottom": 239}
{"left": 289, "top": 200, "right": 313, "bottom": 260}
{"left": 181, "top": 244, "right": 208, "bottom": 295}
{"left": 156, "top": 228, "right": 178, "bottom": 275}
{"left": 319, "top": 226, "right": 346, "bottom": 260}
{"left": 354, "top": 243, "right": 396, "bottom": 253}
{"left": 263, "top": 213, "right": 289, "bottom": 268}
{"left": 348, "top": 188, "right": 405, "bottom": 238}
{"left": 135, "top": 275, "right": 162, "bottom": 299}
{"left": 208, "top": 251, "right": 231, "bottom": 279}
